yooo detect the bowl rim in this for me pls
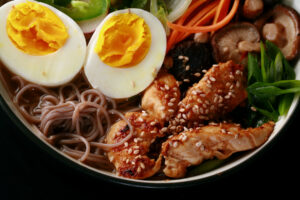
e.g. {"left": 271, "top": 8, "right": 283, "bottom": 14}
{"left": 1, "top": 88, "right": 299, "bottom": 189}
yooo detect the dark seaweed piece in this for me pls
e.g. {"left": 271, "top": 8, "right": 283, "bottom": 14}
{"left": 168, "top": 40, "right": 214, "bottom": 96}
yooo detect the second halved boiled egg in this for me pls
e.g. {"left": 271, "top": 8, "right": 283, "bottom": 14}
{"left": 84, "top": 8, "right": 167, "bottom": 99}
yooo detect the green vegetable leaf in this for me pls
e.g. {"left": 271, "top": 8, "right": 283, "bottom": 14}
{"left": 150, "top": 0, "right": 169, "bottom": 33}
{"left": 274, "top": 52, "right": 283, "bottom": 81}
{"left": 260, "top": 41, "right": 270, "bottom": 83}
{"left": 131, "top": 0, "right": 148, "bottom": 9}
{"left": 278, "top": 94, "right": 294, "bottom": 116}
{"left": 247, "top": 53, "right": 262, "bottom": 84}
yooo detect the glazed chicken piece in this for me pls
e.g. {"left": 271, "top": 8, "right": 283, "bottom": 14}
{"left": 142, "top": 72, "right": 181, "bottom": 122}
{"left": 175, "top": 60, "right": 247, "bottom": 128}
{"left": 161, "top": 121, "right": 275, "bottom": 178}
{"left": 105, "top": 112, "right": 166, "bottom": 179}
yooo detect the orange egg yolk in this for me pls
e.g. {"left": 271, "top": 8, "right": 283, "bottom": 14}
{"left": 95, "top": 13, "right": 151, "bottom": 68}
{"left": 6, "top": 1, "right": 69, "bottom": 56}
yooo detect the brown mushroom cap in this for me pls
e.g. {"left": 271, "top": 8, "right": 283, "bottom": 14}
{"left": 254, "top": 5, "right": 300, "bottom": 60}
{"left": 243, "top": 0, "right": 264, "bottom": 19}
{"left": 211, "top": 22, "right": 260, "bottom": 65}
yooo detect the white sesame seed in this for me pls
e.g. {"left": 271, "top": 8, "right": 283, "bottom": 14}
{"left": 229, "top": 74, "right": 234, "bottom": 79}
{"left": 236, "top": 81, "right": 240, "bottom": 88}
{"left": 181, "top": 134, "right": 187, "bottom": 142}
{"left": 210, "top": 105, "right": 215, "bottom": 110}
{"left": 196, "top": 141, "right": 202, "bottom": 147}
{"left": 179, "top": 108, "right": 185, "bottom": 112}
{"left": 126, "top": 159, "right": 130, "bottom": 164}
{"left": 168, "top": 102, "right": 174, "bottom": 107}
{"left": 182, "top": 114, "right": 187, "bottom": 119}
{"left": 235, "top": 70, "right": 241, "bottom": 75}
{"left": 128, "top": 148, "right": 133, "bottom": 154}
{"left": 165, "top": 84, "right": 170, "bottom": 90}
{"left": 224, "top": 95, "right": 230, "bottom": 99}
{"left": 173, "top": 87, "right": 178, "bottom": 91}
{"left": 133, "top": 150, "right": 140, "bottom": 155}
{"left": 192, "top": 91, "right": 197, "bottom": 95}
{"left": 194, "top": 72, "right": 201, "bottom": 77}
{"left": 137, "top": 166, "right": 141, "bottom": 173}
{"left": 170, "top": 98, "right": 176, "bottom": 102}
{"left": 185, "top": 65, "right": 190, "bottom": 71}
{"left": 168, "top": 109, "right": 175, "bottom": 113}
{"left": 150, "top": 121, "right": 156, "bottom": 126}
{"left": 173, "top": 141, "right": 178, "bottom": 148}
{"left": 226, "top": 82, "right": 231, "bottom": 87}
{"left": 183, "top": 79, "right": 190, "bottom": 82}
{"left": 202, "top": 69, "right": 207, "bottom": 73}
{"left": 124, "top": 142, "right": 128, "bottom": 147}
{"left": 202, "top": 103, "right": 207, "bottom": 108}
{"left": 134, "top": 138, "right": 138, "bottom": 143}
{"left": 140, "top": 162, "right": 145, "bottom": 169}
{"left": 137, "top": 117, "right": 144, "bottom": 122}
{"left": 160, "top": 86, "right": 165, "bottom": 91}
{"left": 221, "top": 129, "right": 226, "bottom": 133}
{"left": 251, "top": 106, "right": 257, "bottom": 112}
{"left": 140, "top": 131, "right": 145, "bottom": 136}
{"left": 150, "top": 130, "right": 157, "bottom": 134}
{"left": 170, "top": 126, "right": 176, "bottom": 130}
{"left": 164, "top": 94, "right": 169, "bottom": 99}
{"left": 197, "top": 99, "right": 203, "bottom": 103}
{"left": 210, "top": 77, "right": 216, "bottom": 82}
{"left": 161, "top": 127, "right": 168, "bottom": 132}
{"left": 199, "top": 107, "right": 204, "bottom": 114}
{"left": 200, "top": 94, "right": 206, "bottom": 97}
{"left": 202, "top": 76, "right": 208, "bottom": 81}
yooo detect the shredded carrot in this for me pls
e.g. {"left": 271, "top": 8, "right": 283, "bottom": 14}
{"left": 167, "top": 0, "right": 239, "bottom": 33}
{"left": 178, "top": 6, "right": 217, "bottom": 43}
{"left": 166, "top": 0, "right": 240, "bottom": 52}
{"left": 167, "top": 0, "right": 218, "bottom": 51}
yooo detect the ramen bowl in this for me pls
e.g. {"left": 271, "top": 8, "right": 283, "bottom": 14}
{"left": 0, "top": 0, "right": 299, "bottom": 188}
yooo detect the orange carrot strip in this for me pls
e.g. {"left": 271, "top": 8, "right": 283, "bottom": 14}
{"left": 167, "top": 0, "right": 218, "bottom": 52}
{"left": 167, "top": 0, "right": 239, "bottom": 33}
{"left": 218, "top": 0, "right": 231, "bottom": 20}
{"left": 178, "top": 6, "right": 217, "bottom": 42}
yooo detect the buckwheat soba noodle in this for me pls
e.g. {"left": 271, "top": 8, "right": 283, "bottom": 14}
{"left": 0, "top": 65, "right": 137, "bottom": 170}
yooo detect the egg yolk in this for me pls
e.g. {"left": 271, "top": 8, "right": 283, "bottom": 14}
{"left": 95, "top": 13, "right": 151, "bottom": 68}
{"left": 6, "top": 1, "right": 69, "bottom": 56}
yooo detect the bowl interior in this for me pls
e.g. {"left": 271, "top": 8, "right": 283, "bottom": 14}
{"left": 0, "top": 0, "right": 299, "bottom": 187}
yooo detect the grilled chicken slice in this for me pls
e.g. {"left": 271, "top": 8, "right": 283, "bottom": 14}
{"left": 142, "top": 72, "right": 181, "bottom": 122}
{"left": 161, "top": 121, "right": 275, "bottom": 178}
{"left": 175, "top": 60, "right": 247, "bottom": 128}
{"left": 105, "top": 112, "right": 165, "bottom": 179}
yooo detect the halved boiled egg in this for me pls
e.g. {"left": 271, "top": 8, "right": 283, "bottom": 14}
{"left": 84, "top": 8, "right": 167, "bottom": 99}
{"left": 0, "top": 0, "right": 86, "bottom": 87}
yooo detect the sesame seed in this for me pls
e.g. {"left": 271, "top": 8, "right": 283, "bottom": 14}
{"left": 236, "top": 81, "right": 240, "bottom": 88}
{"left": 124, "top": 142, "right": 128, "bottom": 147}
{"left": 210, "top": 105, "right": 215, "bottom": 110}
{"left": 226, "top": 82, "right": 231, "bottom": 87}
{"left": 200, "top": 94, "right": 206, "bottom": 97}
{"left": 140, "top": 162, "right": 145, "bottom": 169}
{"left": 131, "top": 161, "right": 136, "bottom": 165}
{"left": 168, "top": 109, "right": 175, "bottom": 113}
{"left": 150, "top": 121, "right": 156, "bottom": 126}
{"left": 185, "top": 65, "right": 190, "bottom": 71}
{"left": 165, "top": 84, "right": 170, "bottom": 90}
{"left": 173, "top": 141, "right": 178, "bottom": 148}
{"left": 161, "top": 127, "right": 168, "bottom": 132}
{"left": 180, "top": 119, "right": 186, "bottom": 123}
{"left": 137, "top": 166, "right": 141, "bottom": 173}
{"left": 205, "top": 100, "right": 210, "bottom": 104}
{"left": 183, "top": 79, "right": 190, "bottom": 82}
{"left": 173, "top": 87, "right": 178, "bottom": 91}
{"left": 202, "top": 103, "right": 207, "bottom": 108}
{"left": 134, "top": 138, "right": 138, "bottom": 143}
{"left": 182, "top": 114, "right": 187, "bottom": 119}
{"left": 235, "top": 70, "right": 241, "bottom": 75}
{"left": 202, "top": 76, "right": 208, "bottom": 81}
{"left": 170, "top": 98, "right": 176, "bottom": 102}
{"left": 178, "top": 55, "right": 184, "bottom": 59}
{"left": 137, "top": 117, "right": 144, "bottom": 122}
{"left": 170, "top": 126, "right": 176, "bottom": 130}
{"left": 197, "top": 99, "right": 203, "bottom": 103}
{"left": 140, "top": 131, "right": 145, "bottom": 136}
{"left": 181, "top": 134, "right": 187, "bottom": 142}
{"left": 199, "top": 107, "right": 204, "bottom": 114}
{"left": 210, "top": 77, "right": 216, "bottom": 82}
{"left": 229, "top": 74, "right": 234, "bottom": 79}
{"left": 128, "top": 148, "right": 133, "bottom": 154}
{"left": 150, "top": 130, "right": 157, "bottom": 134}
{"left": 133, "top": 149, "right": 140, "bottom": 155}
{"left": 224, "top": 95, "right": 230, "bottom": 99}
{"left": 202, "top": 69, "right": 208, "bottom": 73}
{"left": 251, "top": 106, "right": 257, "bottom": 112}
{"left": 164, "top": 94, "right": 169, "bottom": 99}
{"left": 168, "top": 102, "right": 174, "bottom": 107}
{"left": 160, "top": 86, "right": 165, "bottom": 91}
{"left": 192, "top": 91, "right": 197, "bottom": 95}
{"left": 126, "top": 159, "right": 130, "bottom": 164}
{"left": 221, "top": 129, "right": 226, "bottom": 133}
{"left": 179, "top": 108, "right": 185, "bottom": 112}
{"left": 194, "top": 72, "right": 201, "bottom": 77}
{"left": 173, "top": 92, "right": 178, "bottom": 97}
{"left": 196, "top": 141, "right": 202, "bottom": 147}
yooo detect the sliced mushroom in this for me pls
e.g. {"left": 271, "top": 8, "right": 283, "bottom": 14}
{"left": 243, "top": 0, "right": 264, "bottom": 19}
{"left": 255, "top": 5, "right": 300, "bottom": 60}
{"left": 211, "top": 22, "right": 260, "bottom": 65}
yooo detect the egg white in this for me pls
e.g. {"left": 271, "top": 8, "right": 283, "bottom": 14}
{"left": 84, "top": 8, "right": 167, "bottom": 99}
{"left": 0, "top": 0, "right": 87, "bottom": 87}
